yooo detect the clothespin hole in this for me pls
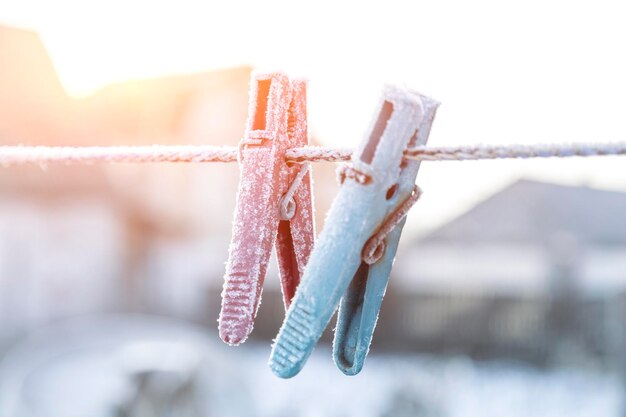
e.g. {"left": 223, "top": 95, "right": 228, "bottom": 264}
{"left": 360, "top": 101, "right": 394, "bottom": 164}
{"left": 252, "top": 79, "right": 271, "bottom": 131}
{"left": 385, "top": 183, "right": 399, "bottom": 200}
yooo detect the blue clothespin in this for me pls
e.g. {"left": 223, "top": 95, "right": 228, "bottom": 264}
{"left": 333, "top": 93, "right": 438, "bottom": 375}
{"left": 269, "top": 86, "right": 439, "bottom": 378}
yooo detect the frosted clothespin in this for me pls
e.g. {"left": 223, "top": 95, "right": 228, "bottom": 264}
{"left": 269, "top": 86, "right": 438, "bottom": 377}
{"left": 332, "top": 93, "right": 438, "bottom": 375}
{"left": 219, "top": 72, "right": 315, "bottom": 345}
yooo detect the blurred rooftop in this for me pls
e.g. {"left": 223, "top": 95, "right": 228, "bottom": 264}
{"left": 422, "top": 179, "right": 626, "bottom": 246}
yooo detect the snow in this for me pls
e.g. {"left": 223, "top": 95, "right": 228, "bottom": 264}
{"left": 0, "top": 316, "right": 622, "bottom": 417}
{"left": 247, "top": 347, "right": 623, "bottom": 417}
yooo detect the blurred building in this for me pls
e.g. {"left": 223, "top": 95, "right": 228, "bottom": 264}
{"left": 0, "top": 24, "right": 337, "bottom": 348}
{"left": 0, "top": 25, "right": 74, "bottom": 145}
{"left": 387, "top": 179, "right": 626, "bottom": 368}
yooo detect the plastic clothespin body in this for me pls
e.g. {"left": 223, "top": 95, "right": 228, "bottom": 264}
{"left": 333, "top": 94, "right": 438, "bottom": 375}
{"left": 275, "top": 80, "right": 315, "bottom": 307}
{"left": 219, "top": 73, "right": 314, "bottom": 346}
{"left": 270, "top": 86, "right": 434, "bottom": 378}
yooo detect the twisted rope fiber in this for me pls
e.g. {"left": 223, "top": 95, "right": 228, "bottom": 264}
{"left": 0, "top": 142, "right": 625, "bottom": 166}
{"left": 405, "top": 142, "right": 626, "bottom": 161}
{"left": 0, "top": 145, "right": 239, "bottom": 165}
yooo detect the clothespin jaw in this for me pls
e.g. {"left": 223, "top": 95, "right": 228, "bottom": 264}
{"left": 333, "top": 93, "right": 439, "bottom": 375}
{"left": 269, "top": 86, "right": 432, "bottom": 378}
{"left": 275, "top": 79, "right": 315, "bottom": 307}
{"left": 219, "top": 72, "right": 314, "bottom": 346}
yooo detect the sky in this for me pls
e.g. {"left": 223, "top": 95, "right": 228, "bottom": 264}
{"left": 2, "top": 0, "right": 626, "bottom": 234}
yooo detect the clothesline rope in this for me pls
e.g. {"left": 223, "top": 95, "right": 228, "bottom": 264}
{"left": 0, "top": 142, "right": 625, "bottom": 166}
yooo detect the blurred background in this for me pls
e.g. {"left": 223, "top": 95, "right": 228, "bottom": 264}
{"left": 1, "top": 1, "right": 626, "bottom": 416}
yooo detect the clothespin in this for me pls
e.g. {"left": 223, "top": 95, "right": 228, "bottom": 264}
{"left": 219, "top": 72, "right": 315, "bottom": 345}
{"left": 269, "top": 86, "right": 438, "bottom": 377}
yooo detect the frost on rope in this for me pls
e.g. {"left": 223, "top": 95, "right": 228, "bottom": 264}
{"left": 1, "top": 142, "right": 626, "bottom": 166}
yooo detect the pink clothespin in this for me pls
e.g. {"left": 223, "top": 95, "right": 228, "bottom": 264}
{"left": 219, "top": 72, "right": 315, "bottom": 345}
